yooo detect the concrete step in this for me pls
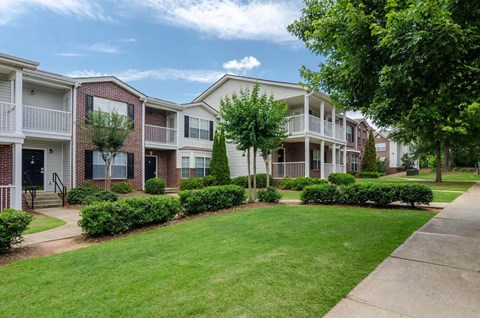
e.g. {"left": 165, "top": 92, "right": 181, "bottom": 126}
{"left": 165, "top": 188, "right": 178, "bottom": 194}
{"left": 25, "top": 192, "right": 64, "bottom": 209}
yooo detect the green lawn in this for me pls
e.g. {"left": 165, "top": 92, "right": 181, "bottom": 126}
{"left": 399, "top": 171, "right": 480, "bottom": 182}
{"left": 279, "top": 190, "right": 301, "bottom": 200}
{"left": 432, "top": 191, "right": 463, "bottom": 203}
{"left": 22, "top": 215, "right": 66, "bottom": 235}
{"left": 0, "top": 206, "right": 432, "bottom": 317}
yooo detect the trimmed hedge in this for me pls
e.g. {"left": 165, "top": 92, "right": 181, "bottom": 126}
{"left": 68, "top": 185, "right": 118, "bottom": 205}
{"left": 78, "top": 196, "right": 180, "bottom": 237}
{"left": 398, "top": 183, "right": 434, "bottom": 207}
{"left": 111, "top": 181, "right": 134, "bottom": 194}
{"left": 328, "top": 173, "right": 356, "bottom": 186}
{"left": 144, "top": 178, "right": 166, "bottom": 195}
{"left": 301, "top": 184, "right": 340, "bottom": 204}
{"left": 257, "top": 187, "right": 282, "bottom": 203}
{"left": 359, "top": 171, "right": 381, "bottom": 179}
{"left": 179, "top": 185, "right": 246, "bottom": 215}
{"left": 180, "top": 178, "right": 205, "bottom": 190}
{"left": 230, "top": 174, "right": 273, "bottom": 188}
{"left": 293, "top": 177, "right": 328, "bottom": 191}
{"left": 0, "top": 208, "right": 32, "bottom": 253}
{"left": 278, "top": 177, "right": 295, "bottom": 190}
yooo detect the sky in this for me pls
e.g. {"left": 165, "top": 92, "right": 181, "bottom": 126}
{"left": 0, "top": 0, "right": 327, "bottom": 104}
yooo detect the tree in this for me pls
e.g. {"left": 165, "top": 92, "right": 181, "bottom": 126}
{"left": 220, "top": 83, "right": 288, "bottom": 202}
{"left": 209, "top": 128, "right": 231, "bottom": 185}
{"left": 79, "top": 110, "right": 134, "bottom": 190}
{"left": 361, "top": 130, "right": 377, "bottom": 172}
{"left": 289, "top": 0, "right": 480, "bottom": 182}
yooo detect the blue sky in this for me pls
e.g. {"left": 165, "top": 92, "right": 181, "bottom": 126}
{"left": 0, "top": 0, "right": 325, "bottom": 104}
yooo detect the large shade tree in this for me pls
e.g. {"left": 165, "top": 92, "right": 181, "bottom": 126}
{"left": 289, "top": 0, "right": 480, "bottom": 182}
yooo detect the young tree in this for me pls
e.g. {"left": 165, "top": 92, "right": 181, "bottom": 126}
{"left": 79, "top": 110, "right": 134, "bottom": 190}
{"left": 289, "top": 0, "right": 480, "bottom": 182}
{"left": 209, "top": 129, "right": 231, "bottom": 185}
{"left": 361, "top": 130, "right": 377, "bottom": 172}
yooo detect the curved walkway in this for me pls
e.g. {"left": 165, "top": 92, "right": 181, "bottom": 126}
{"left": 22, "top": 208, "right": 82, "bottom": 246}
{"left": 326, "top": 183, "right": 480, "bottom": 318}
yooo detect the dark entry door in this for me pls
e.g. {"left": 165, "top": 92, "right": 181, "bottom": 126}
{"left": 22, "top": 149, "right": 44, "bottom": 188}
{"left": 277, "top": 148, "right": 285, "bottom": 177}
{"left": 145, "top": 156, "right": 157, "bottom": 181}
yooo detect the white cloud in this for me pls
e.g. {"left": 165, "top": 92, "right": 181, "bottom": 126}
{"left": 132, "top": 0, "right": 300, "bottom": 43}
{"left": 223, "top": 56, "right": 260, "bottom": 71}
{"left": 83, "top": 43, "right": 120, "bottom": 54}
{"left": 54, "top": 52, "right": 83, "bottom": 57}
{"left": 0, "top": 0, "right": 110, "bottom": 25}
{"left": 66, "top": 68, "right": 228, "bottom": 83}
{"left": 116, "top": 38, "right": 137, "bottom": 43}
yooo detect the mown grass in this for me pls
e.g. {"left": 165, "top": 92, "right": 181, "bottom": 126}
{"left": 0, "top": 205, "right": 432, "bottom": 318}
{"left": 432, "top": 191, "right": 463, "bottom": 203}
{"left": 22, "top": 215, "right": 66, "bottom": 235}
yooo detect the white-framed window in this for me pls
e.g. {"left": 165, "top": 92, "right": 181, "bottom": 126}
{"left": 346, "top": 125, "right": 354, "bottom": 142}
{"left": 93, "top": 152, "right": 127, "bottom": 179}
{"left": 352, "top": 154, "right": 359, "bottom": 171}
{"left": 311, "top": 149, "right": 321, "bottom": 170}
{"left": 93, "top": 97, "right": 128, "bottom": 117}
{"left": 189, "top": 117, "right": 210, "bottom": 140}
{"left": 195, "top": 157, "right": 210, "bottom": 177}
{"left": 375, "top": 143, "right": 386, "bottom": 152}
{"left": 181, "top": 156, "right": 190, "bottom": 179}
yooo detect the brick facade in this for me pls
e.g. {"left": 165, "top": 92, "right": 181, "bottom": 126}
{"left": 0, "top": 145, "right": 13, "bottom": 185}
{"left": 145, "top": 107, "right": 167, "bottom": 126}
{"left": 75, "top": 82, "right": 144, "bottom": 190}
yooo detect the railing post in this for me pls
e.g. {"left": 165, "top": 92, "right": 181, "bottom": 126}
{"left": 320, "top": 102, "right": 324, "bottom": 136}
{"left": 304, "top": 137, "right": 310, "bottom": 177}
{"left": 320, "top": 140, "right": 325, "bottom": 179}
{"left": 14, "top": 70, "right": 23, "bottom": 135}
{"left": 332, "top": 107, "right": 336, "bottom": 139}
{"left": 332, "top": 143, "right": 337, "bottom": 173}
{"left": 343, "top": 112, "right": 347, "bottom": 141}
{"left": 13, "top": 143, "right": 22, "bottom": 210}
{"left": 343, "top": 146, "right": 347, "bottom": 173}
{"left": 304, "top": 94, "right": 309, "bottom": 134}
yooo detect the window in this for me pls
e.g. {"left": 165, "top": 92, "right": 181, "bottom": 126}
{"left": 375, "top": 143, "right": 386, "bottom": 152}
{"left": 189, "top": 117, "right": 210, "bottom": 140}
{"left": 346, "top": 125, "right": 354, "bottom": 142}
{"left": 93, "top": 152, "right": 127, "bottom": 179}
{"left": 311, "top": 149, "right": 321, "bottom": 170}
{"left": 93, "top": 97, "right": 128, "bottom": 117}
{"left": 352, "top": 155, "right": 359, "bottom": 171}
{"left": 195, "top": 157, "right": 210, "bottom": 177}
{"left": 181, "top": 156, "right": 190, "bottom": 179}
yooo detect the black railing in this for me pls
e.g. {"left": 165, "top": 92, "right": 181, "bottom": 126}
{"left": 23, "top": 174, "right": 36, "bottom": 209}
{"left": 52, "top": 173, "right": 67, "bottom": 207}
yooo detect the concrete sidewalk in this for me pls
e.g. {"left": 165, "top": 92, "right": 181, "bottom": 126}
{"left": 22, "top": 208, "right": 82, "bottom": 245}
{"left": 325, "top": 183, "right": 480, "bottom": 318}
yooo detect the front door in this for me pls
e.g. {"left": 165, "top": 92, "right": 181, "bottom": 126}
{"left": 22, "top": 149, "right": 45, "bottom": 188}
{"left": 145, "top": 156, "right": 157, "bottom": 181}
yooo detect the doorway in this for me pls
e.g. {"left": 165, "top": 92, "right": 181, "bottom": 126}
{"left": 145, "top": 155, "right": 157, "bottom": 181}
{"left": 22, "top": 149, "right": 45, "bottom": 188}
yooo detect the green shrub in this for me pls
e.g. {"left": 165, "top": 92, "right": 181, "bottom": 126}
{"left": 95, "top": 191, "right": 119, "bottom": 202}
{"left": 67, "top": 185, "right": 118, "bottom": 205}
{"left": 257, "top": 187, "right": 282, "bottom": 203}
{"left": 144, "top": 178, "right": 166, "bottom": 194}
{"left": 78, "top": 196, "right": 180, "bottom": 237}
{"left": 366, "top": 183, "right": 399, "bottom": 206}
{"left": 81, "top": 182, "right": 101, "bottom": 190}
{"left": 81, "top": 195, "right": 101, "bottom": 206}
{"left": 293, "top": 177, "right": 328, "bottom": 191}
{"left": 231, "top": 176, "right": 247, "bottom": 187}
{"left": 328, "top": 173, "right": 356, "bottom": 186}
{"left": 359, "top": 171, "right": 381, "bottom": 179}
{"left": 278, "top": 177, "right": 295, "bottom": 190}
{"left": 340, "top": 184, "right": 371, "bottom": 205}
{"left": 202, "top": 175, "right": 217, "bottom": 187}
{"left": 179, "top": 185, "right": 246, "bottom": 215}
{"left": 397, "top": 184, "right": 433, "bottom": 207}
{"left": 111, "top": 181, "right": 134, "bottom": 194}
{"left": 230, "top": 174, "right": 272, "bottom": 188}
{"left": 180, "top": 178, "right": 204, "bottom": 190}
{"left": 0, "top": 208, "right": 32, "bottom": 253}
{"left": 347, "top": 171, "right": 357, "bottom": 176}
{"left": 301, "top": 184, "right": 340, "bottom": 204}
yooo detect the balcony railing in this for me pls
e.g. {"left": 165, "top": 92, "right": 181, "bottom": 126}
{"left": 309, "top": 115, "right": 321, "bottom": 134}
{"left": 0, "top": 185, "right": 14, "bottom": 212}
{"left": 324, "top": 163, "right": 335, "bottom": 179}
{"left": 145, "top": 125, "right": 177, "bottom": 145}
{"left": 23, "top": 105, "right": 71, "bottom": 134}
{"left": 0, "top": 102, "right": 14, "bottom": 132}
{"left": 286, "top": 115, "right": 305, "bottom": 134}
{"left": 335, "top": 164, "right": 345, "bottom": 173}
{"left": 324, "top": 120, "right": 333, "bottom": 137}
{"left": 272, "top": 162, "right": 305, "bottom": 178}
{"left": 335, "top": 124, "right": 345, "bottom": 140}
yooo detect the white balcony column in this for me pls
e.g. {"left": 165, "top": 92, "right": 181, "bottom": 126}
{"left": 304, "top": 93, "right": 310, "bottom": 134}
{"left": 343, "top": 112, "right": 347, "bottom": 141}
{"left": 12, "top": 143, "right": 22, "bottom": 209}
{"left": 71, "top": 83, "right": 78, "bottom": 188}
{"left": 332, "top": 143, "right": 337, "bottom": 173}
{"left": 343, "top": 146, "right": 347, "bottom": 173}
{"left": 141, "top": 99, "right": 146, "bottom": 190}
{"left": 14, "top": 70, "right": 23, "bottom": 134}
{"left": 320, "top": 140, "right": 325, "bottom": 179}
{"left": 304, "top": 136, "right": 310, "bottom": 177}
{"left": 332, "top": 107, "right": 336, "bottom": 139}
{"left": 320, "top": 101, "right": 325, "bottom": 136}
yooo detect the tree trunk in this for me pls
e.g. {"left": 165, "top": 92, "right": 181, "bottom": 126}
{"left": 104, "top": 162, "right": 109, "bottom": 191}
{"left": 435, "top": 141, "right": 443, "bottom": 183}
{"left": 265, "top": 158, "right": 270, "bottom": 187}
{"left": 253, "top": 148, "right": 257, "bottom": 202}
{"left": 247, "top": 148, "right": 252, "bottom": 203}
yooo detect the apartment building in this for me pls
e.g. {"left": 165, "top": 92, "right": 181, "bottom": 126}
{"left": 374, "top": 128, "right": 417, "bottom": 174}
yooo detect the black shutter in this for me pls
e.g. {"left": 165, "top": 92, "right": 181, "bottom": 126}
{"left": 128, "top": 104, "right": 134, "bottom": 128}
{"left": 85, "top": 95, "right": 93, "bottom": 124}
{"left": 310, "top": 149, "right": 313, "bottom": 170}
{"left": 184, "top": 116, "right": 189, "bottom": 138}
{"left": 127, "top": 153, "right": 134, "bottom": 179}
{"left": 85, "top": 150, "right": 93, "bottom": 179}
{"left": 209, "top": 121, "right": 214, "bottom": 141}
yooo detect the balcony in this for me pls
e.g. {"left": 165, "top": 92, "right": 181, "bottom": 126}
{"left": 0, "top": 102, "right": 14, "bottom": 132}
{"left": 285, "top": 115, "right": 305, "bottom": 134}
{"left": 286, "top": 114, "right": 346, "bottom": 142}
{"left": 272, "top": 162, "right": 305, "bottom": 178}
{"left": 145, "top": 124, "right": 177, "bottom": 146}
{"left": 23, "top": 105, "right": 71, "bottom": 135}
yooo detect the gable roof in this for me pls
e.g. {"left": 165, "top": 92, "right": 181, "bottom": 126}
{"left": 0, "top": 52, "right": 39, "bottom": 69}
{"left": 182, "top": 101, "right": 219, "bottom": 116}
{"left": 75, "top": 76, "right": 147, "bottom": 99}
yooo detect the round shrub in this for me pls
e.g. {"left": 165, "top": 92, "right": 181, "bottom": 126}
{"left": 180, "top": 178, "right": 204, "bottom": 190}
{"left": 359, "top": 171, "right": 380, "bottom": 179}
{"left": 82, "top": 195, "right": 101, "bottom": 206}
{"left": 68, "top": 185, "right": 98, "bottom": 204}
{"left": 398, "top": 183, "right": 433, "bottom": 207}
{"left": 301, "top": 184, "right": 340, "bottom": 204}
{"left": 0, "top": 208, "right": 33, "bottom": 253}
{"left": 279, "top": 177, "right": 295, "bottom": 190}
{"left": 257, "top": 187, "right": 282, "bottom": 203}
{"left": 179, "top": 185, "right": 246, "bottom": 215}
{"left": 230, "top": 174, "right": 272, "bottom": 188}
{"left": 328, "top": 173, "right": 356, "bottom": 186}
{"left": 145, "top": 178, "right": 166, "bottom": 194}
{"left": 340, "top": 184, "right": 371, "bottom": 205}
{"left": 95, "top": 191, "right": 118, "bottom": 202}
{"left": 202, "top": 175, "right": 217, "bottom": 187}
{"left": 293, "top": 177, "right": 328, "bottom": 191}
{"left": 111, "top": 181, "right": 134, "bottom": 194}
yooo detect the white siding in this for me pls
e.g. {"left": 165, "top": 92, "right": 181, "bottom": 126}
{"left": 23, "top": 140, "right": 70, "bottom": 191}
{"left": 389, "top": 141, "right": 398, "bottom": 167}
{"left": 226, "top": 143, "right": 266, "bottom": 177}
{"left": 202, "top": 79, "right": 305, "bottom": 111}
{"left": 62, "top": 141, "right": 71, "bottom": 189}
{"left": 178, "top": 105, "right": 216, "bottom": 149}
{"left": 0, "top": 74, "right": 11, "bottom": 103}
{"left": 23, "top": 82, "right": 68, "bottom": 111}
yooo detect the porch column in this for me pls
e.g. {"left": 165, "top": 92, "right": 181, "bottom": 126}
{"left": 343, "top": 112, "right": 347, "bottom": 142}
{"left": 304, "top": 137, "right": 310, "bottom": 177}
{"left": 141, "top": 99, "right": 146, "bottom": 189}
{"left": 343, "top": 146, "right": 347, "bottom": 173}
{"left": 320, "top": 140, "right": 325, "bottom": 179}
{"left": 320, "top": 102, "right": 325, "bottom": 136}
{"left": 12, "top": 143, "right": 22, "bottom": 209}
{"left": 304, "top": 94, "right": 310, "bottom": 133}
{"left": 332, "top": 143, "right": 337, "bottom": 173}
{"left": 14, "top": 70, "right": 23, "bottom": 134}
{"left": 332, "top": 107, "right": 336, "bottom": 139}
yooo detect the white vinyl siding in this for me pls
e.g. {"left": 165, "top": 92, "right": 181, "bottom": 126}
{"left": 181, "top": 156, "right": 190, "bottom": 179}
{"left": 93, "top": 152, "right": 127, "bottom": 179}
{"left": 23, "top": 82, "right": 68, "bottom": 111}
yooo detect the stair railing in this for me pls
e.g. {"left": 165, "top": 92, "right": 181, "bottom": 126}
{"left": 52, "top": 173, "right": 67, "bottom": 207}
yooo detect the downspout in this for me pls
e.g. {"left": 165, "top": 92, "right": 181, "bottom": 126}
{"left": 141, "top": 98, "right": 146, "bottom": 190}
{"left": 71, "top": 82, "right": 79, "bottom": 188}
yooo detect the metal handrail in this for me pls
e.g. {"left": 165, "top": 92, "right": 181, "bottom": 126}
{"left": 52, "top": 173, "right": 67, "bottom": 207}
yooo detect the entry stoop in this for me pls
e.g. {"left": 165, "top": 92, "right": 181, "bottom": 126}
{"left": 27, "top": 192, "right": 63, "bottom": 209}
{"left": 165, "top": 188, "right": 179, "bottom": 194}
